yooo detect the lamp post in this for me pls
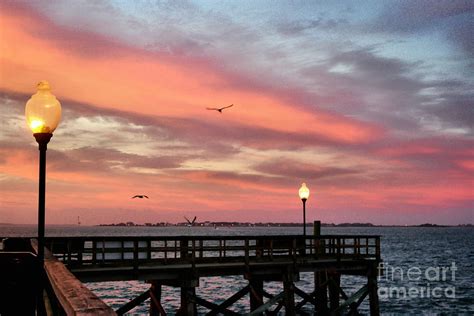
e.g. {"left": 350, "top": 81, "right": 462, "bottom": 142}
{"left": 25, "top": 81, "right": 61, "bottom": 265}
{"left": 298, "top": 183, "right": 310, "bottom": 236}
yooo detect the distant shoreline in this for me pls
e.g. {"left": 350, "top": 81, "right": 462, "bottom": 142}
{"left": 1, "top": 222, "right": 472, "bottom": 228}
{"left": 96, "top": 222, "right": 473, "bottom": 228}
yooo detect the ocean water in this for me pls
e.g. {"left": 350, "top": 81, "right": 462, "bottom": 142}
{"left": 1, "top": 225, "right": 473, "bottom": 315}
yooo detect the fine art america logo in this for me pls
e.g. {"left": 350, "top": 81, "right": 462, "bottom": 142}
{"left": 377, "top": 262, "right": 457, "bottom": 299}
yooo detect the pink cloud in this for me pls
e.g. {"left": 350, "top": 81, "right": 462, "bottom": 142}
{"left": 0, "top": 2, "right": 472, "bottom": 225}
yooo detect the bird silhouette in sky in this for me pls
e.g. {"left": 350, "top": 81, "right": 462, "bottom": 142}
{"left": 132, "top": 195, "right": 149, "bottom": 199}
{"left": 206, "top": 104, "right": 234, "bottom": 113}
{"left": 184, "top": 216, "right": 197, "bottom": 226}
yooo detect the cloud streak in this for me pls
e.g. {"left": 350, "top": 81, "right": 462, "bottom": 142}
{"left": 0, "top": 1, "right": 472, "bottom": 225}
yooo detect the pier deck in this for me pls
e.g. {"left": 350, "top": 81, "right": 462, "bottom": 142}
{"left": 1, "top": 234, "right": 382, "bottom": 315}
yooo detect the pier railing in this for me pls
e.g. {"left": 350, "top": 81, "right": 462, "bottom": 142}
{"left": 44, "top": 235, "right": 380, "bottom": 268}
{"left": 0, "top": 238, "right": 116, "bottom": 315}
{"left": 2, "top": 235, "right": 382, "bottom": 315}
{"left": 30, "top": 239, "right": 116, "bottom": 315}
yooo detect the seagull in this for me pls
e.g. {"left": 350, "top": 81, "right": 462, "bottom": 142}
{"left": 132, "top": 195, "right": 149, "bottom": 199}
{"left": 206, "top": 104, "right": 234, "bottom": 113}
{"left": 184, "top": 216, "right": 197, "bottom": 227}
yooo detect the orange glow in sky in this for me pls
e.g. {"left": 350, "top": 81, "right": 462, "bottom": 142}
{"left": 0, "top": 2, "right": 472, "bottom": 225}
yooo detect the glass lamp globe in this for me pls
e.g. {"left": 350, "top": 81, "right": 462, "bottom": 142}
{"left": 299, "top": 183, "right": 310, "bottom": 200}
{"left": 25, "top": 81, "right": 61, "bottom": 134}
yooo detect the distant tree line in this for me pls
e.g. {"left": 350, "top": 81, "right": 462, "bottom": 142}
{"left": 97, "top": 222, "right": 472, "bottom": 227}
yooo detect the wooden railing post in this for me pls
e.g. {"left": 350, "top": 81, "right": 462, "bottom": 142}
{"left": 218, "top": 240, "right": 222, "bottom": 259}
{"left": 375, "top": 237, "right": 381, "bottom": 260}
{"left": 313, "top": 220, "right": 321, "bottom": 256}
{"left": 133, "top": 240, "right": 139, "bottom": 271}
{"left": 180, "top": 238, "right": 189, "bottom": 261}
{"left": 191, "top": 239, "right": 196, "bottom": 269}
{"left": 269, "top": 240, "right": 273, "bottom": 260}
{"left": 164, "top": 240, "right": 168, "bottom": 263}
{"left": 147, "top": 240, "right": 151, "bottom": 260}
{"left": 92, "top": 240, "right": 97, "bottom": 265}
{"left": 354, "top": 237, "right": 358, "bottom": 256}
{"left": 313, "top": 220, "right": 321, "bottom": 236}
{"left": 291, "top": 238, "right": 297, "bottom": 260}
{"left": 67, "top": 240, "right": 72, "bottom": 264}
{"left": 101, "top": 238, "right": 106, "bottom": 264}
{"left": 78, "top": 238, "right": 84, "bottom": 265}
{"left": 336, "top": 238, "right": 341, "bottom": 261}
{"left": 244, "top": 239, "right": 249, "bottom": 266}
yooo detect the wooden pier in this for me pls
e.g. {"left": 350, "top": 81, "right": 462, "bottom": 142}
{"left": 1, "top": 229, "right": 381, "bottom": 315}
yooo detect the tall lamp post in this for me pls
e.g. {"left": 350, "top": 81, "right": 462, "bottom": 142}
{"left": 25, "top": 81, "right": 61, "bottom": 266}
{"left": 298, "top": 183, "right": 310, "bottom": 236}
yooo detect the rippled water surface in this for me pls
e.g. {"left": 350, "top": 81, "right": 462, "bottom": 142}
{"left": 1, "top": 225, "right": 473, "bottom": 314}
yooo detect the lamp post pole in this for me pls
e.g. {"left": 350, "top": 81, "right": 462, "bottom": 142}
{"left": 35, "top": 133, "right": 52, "bottom": 265}
{"left": 25, "top": 81, "right": 61, "bottom": 314}
{"left": 298, "top": 183, "right": 310, "bottom": 238}
{"left": 302, "top": 198, "right": 307, "bottom": 237}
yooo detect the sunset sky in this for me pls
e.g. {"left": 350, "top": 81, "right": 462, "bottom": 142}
{"left": 0, "top": 1, "right": 472, "bottom": 225}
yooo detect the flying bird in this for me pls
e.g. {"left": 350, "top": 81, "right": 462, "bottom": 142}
{"left": 206, "top": 104, "right": 234, "bottom": 113}
{"left": 184, "top": 216, "right": 197, "bottom": 226}
{"left": 132, "top": 195, "right": 149, "bottom": 199}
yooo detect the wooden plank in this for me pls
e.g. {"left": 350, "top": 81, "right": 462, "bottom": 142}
{"left": 150, "top": 288, "right": 167, "bottom": 316}
{"left": 333, "top": 285, "right": 368, "bottom": 314}
{"left": 294, "top": 286, "right": 318, "bottom": 307}
{"left": 206, "top": 285, "right": 250, "bottom": 316}
{"left": 116, "top": 289, "right": 150, "bottom": 315}
{"left": 191, "top": 296, "right": 239, "bottom": 316}
{"left": 248, "top": 292, "right": 284, "bottom": 316}
{"left": 31, "top": 239, "right": 116, "bottom": 315}
{"left": 349, "top": 288, "right": 369, "bottom": 313}
{"left": 71, "top": 259, "right": 377, "bottom": 283}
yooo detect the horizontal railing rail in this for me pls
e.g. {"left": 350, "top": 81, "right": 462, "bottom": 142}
{"left": 43, "top": 235, "right": 381, "bottom": 268}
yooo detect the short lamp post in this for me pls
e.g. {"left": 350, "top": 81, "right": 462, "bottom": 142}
{"left": 298, "top": 183, "right": 310, "bottom": 237}
{"left": 25, "top": 81, "right": 61, "bottom": 266}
